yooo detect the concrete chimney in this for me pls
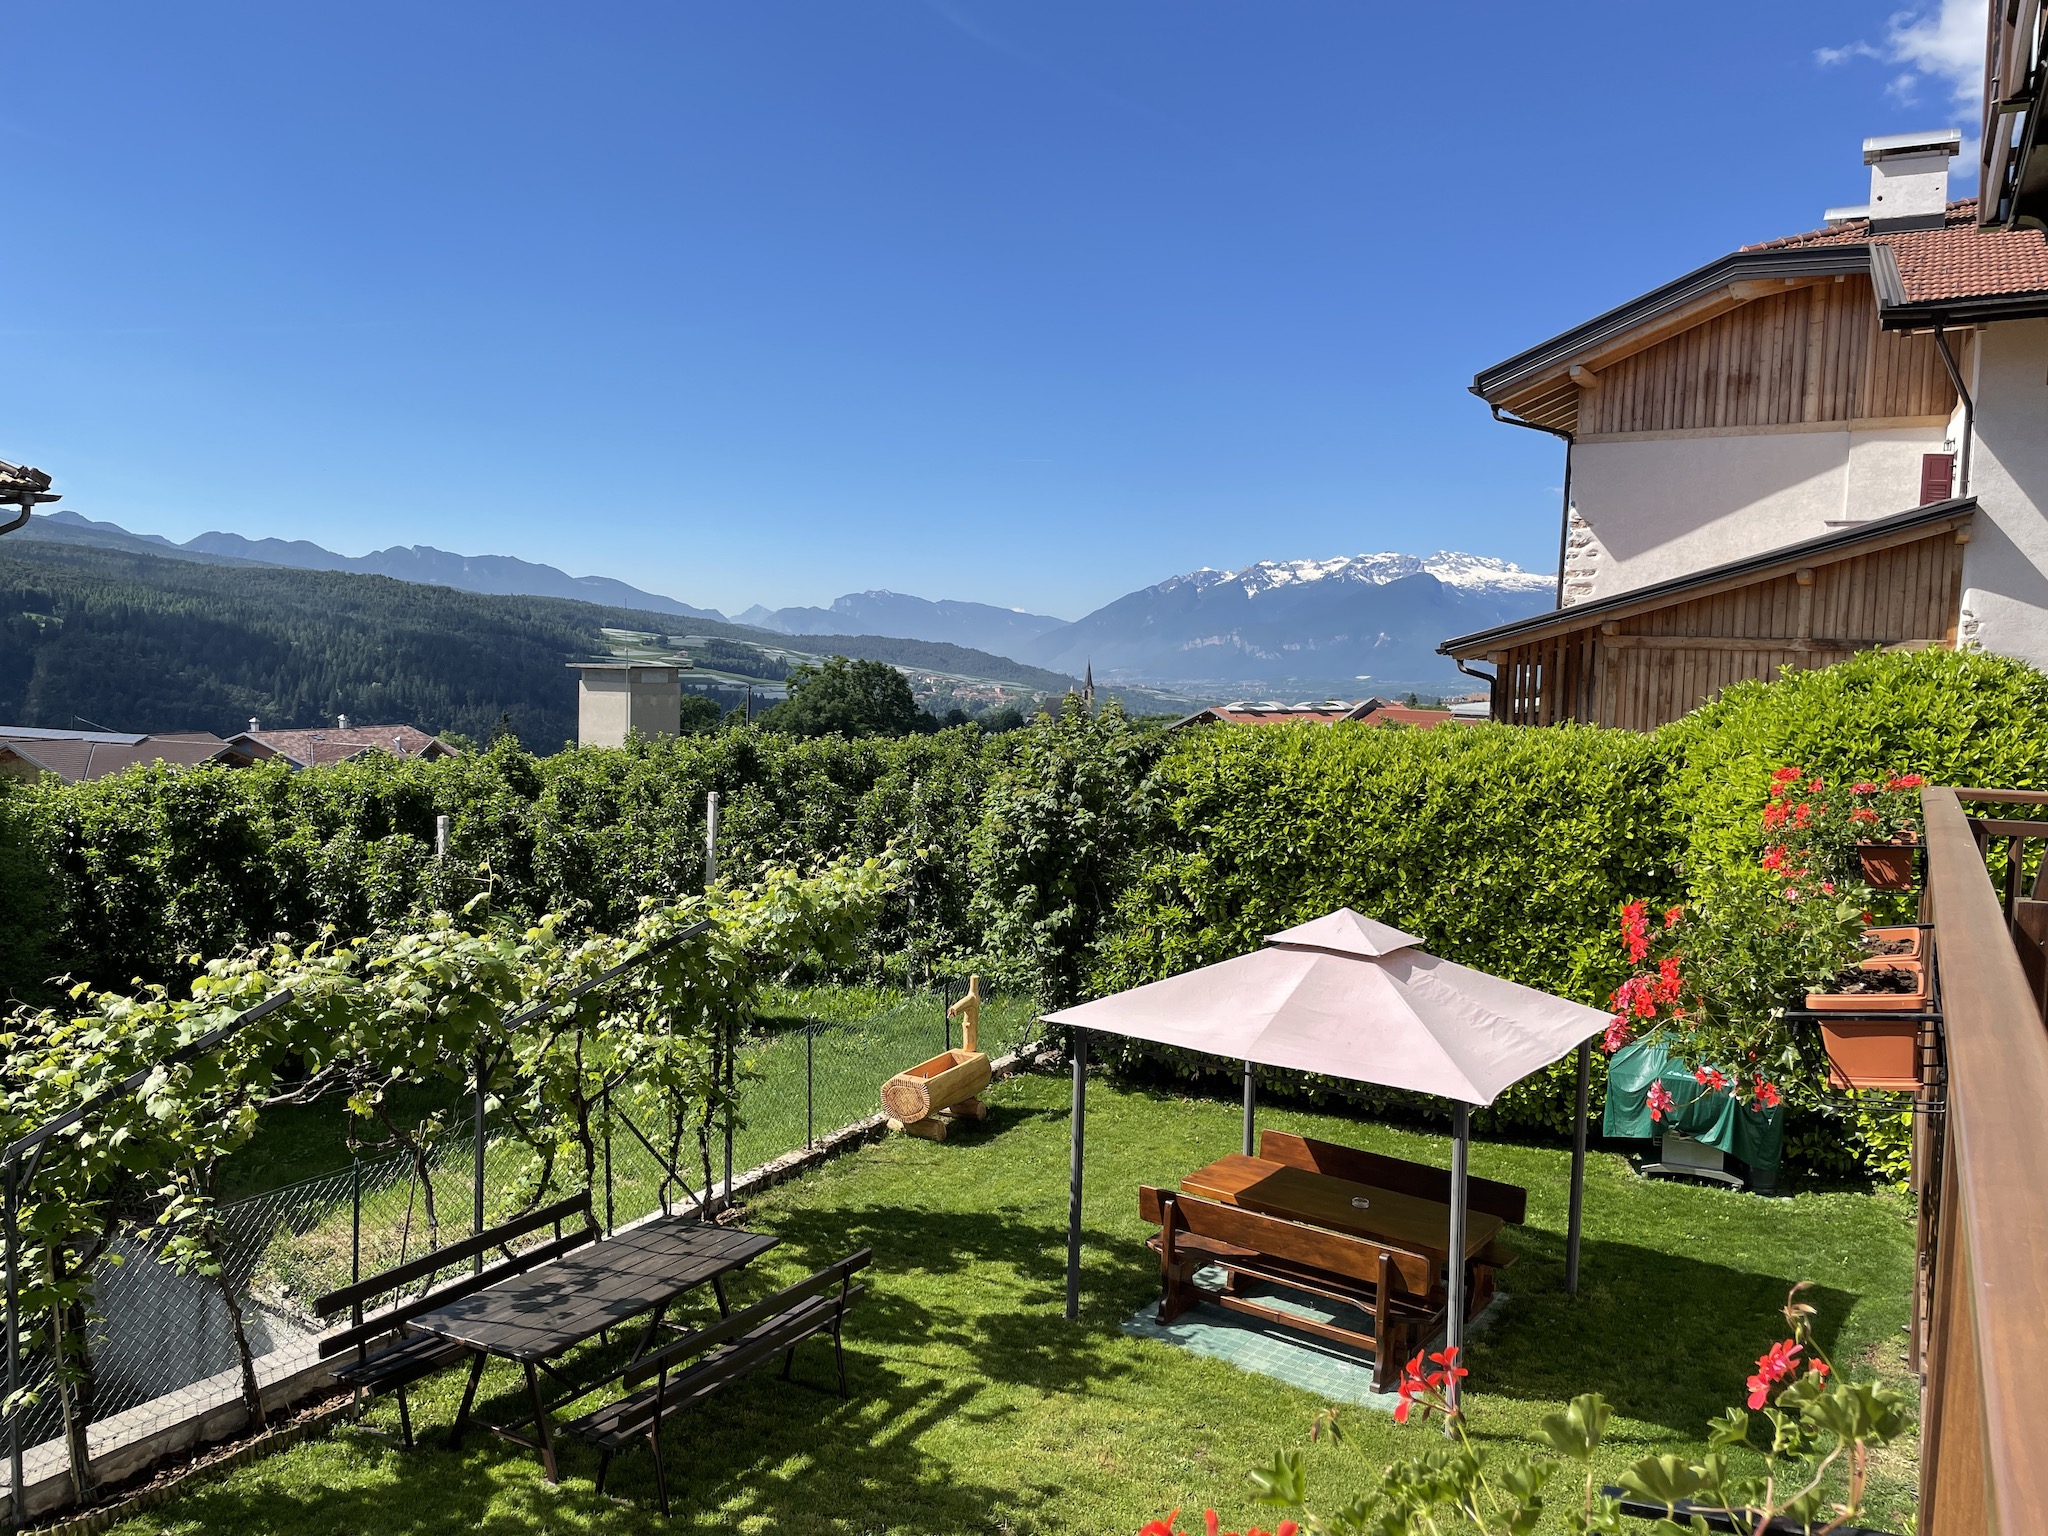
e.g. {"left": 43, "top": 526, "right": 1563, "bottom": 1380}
{"left": 337, "top": 713, "right": 351, "bottom": 731}
{"left": 570, "top": 663, "right": 681, "bottom": 747}
{"left": 1825, "top": 129, "right": 1961, "bottom": 231}
{"left": 248, "top": 717, "right": 260, "bottom": 733}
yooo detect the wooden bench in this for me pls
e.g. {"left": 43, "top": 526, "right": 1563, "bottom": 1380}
{"left": 1138, "top": 1186, "right": 1436, "bottom": 1390}
{"left": 561, "top": 1249, "right": 872, "bottom": 1518}
{"left": 1258, "top": 1131, "right": 1524, "bottom": 1310}
{"left": 313, "top": 1192, "right": 598, "bottom": 1445}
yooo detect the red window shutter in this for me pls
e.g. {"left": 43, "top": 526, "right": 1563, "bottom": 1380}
{"left": 1920, "top": 453, "right": 1955, "bottom": 505}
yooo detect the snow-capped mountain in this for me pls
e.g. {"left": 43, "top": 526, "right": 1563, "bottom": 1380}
{"left": 1022, "top": 551, "right": 1554, "bottom": 692}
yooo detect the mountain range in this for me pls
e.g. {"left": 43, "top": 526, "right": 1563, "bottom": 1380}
{"left": 738, "top": 591, "right": 1066, "bottom": 654}
{"left": 17, "top": 512, "right": 1555, "bottom": 694}
{"left": 1020, "top": 553, "right": 1554, "bottom": 692}
{"left": 18, "top": 512, "right": 726, "bottom": 620}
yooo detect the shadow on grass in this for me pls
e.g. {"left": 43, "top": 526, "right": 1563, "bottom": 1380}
{"left": 1453, "top": 1227, "right": 1859, "bottom": 1433}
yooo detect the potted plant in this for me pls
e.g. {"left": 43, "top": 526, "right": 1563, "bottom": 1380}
{"left": 1848, "top": 774, "right": 1926, "bottom": 890}
{"left": 1860, "top": 924, "right": 1922, "bottom": 961}
{"left": 1603, "top": 766, "right": 1880, "bottom": 1119}
{"left": 1804, "top": 942, "right": 1928, "bottom": 1092}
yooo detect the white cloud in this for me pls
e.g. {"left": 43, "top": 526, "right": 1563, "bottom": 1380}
{"left": 1814, "top": 2, "right": 1985, "bottom": 185}
{"left": 1886, "top": 0, "right": 1986, "bottom": 105}
{"left": 1815, "top": 0, "right": 1984, "bottom": 107}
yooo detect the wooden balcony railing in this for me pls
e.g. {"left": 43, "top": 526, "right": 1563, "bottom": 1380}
{"left": 1916, "top": 787, "right": 2048, "bottom": 1534}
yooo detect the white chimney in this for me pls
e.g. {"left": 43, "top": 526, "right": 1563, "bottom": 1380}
{"left": 337, "top": 713, "right": 350, "bottom": 731}
{"left": 248, "top": 717, "right": 260, "bottom": 733}
{"left": 1825, "top": 129, "right": 1961, "bottom": 230}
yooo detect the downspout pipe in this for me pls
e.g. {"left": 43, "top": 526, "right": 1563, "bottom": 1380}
{"left": 1487, "top": 406, "right": 1575, "bottom": 608}
{"left": 1931, "top": 321, "right": 1974, "bottom": 497}
{"left": 1453, "top": 657, "right": 1498, "bottom": 722}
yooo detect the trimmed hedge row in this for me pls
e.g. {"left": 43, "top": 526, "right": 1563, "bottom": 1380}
{"left": 7, "top": 649, "right": 2047, "bottom": 1180}
{"left": 1090, "top": 722, "right": 1678, "bottom": 1139}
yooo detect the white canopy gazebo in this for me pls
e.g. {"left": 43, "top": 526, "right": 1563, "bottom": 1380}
{"left": 1042, "top": 909, "right": 1611, "bottom": 1385}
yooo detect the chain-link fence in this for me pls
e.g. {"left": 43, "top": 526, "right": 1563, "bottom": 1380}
{"left": 4, "top": 977, "right": 1042, "bottom": 1503}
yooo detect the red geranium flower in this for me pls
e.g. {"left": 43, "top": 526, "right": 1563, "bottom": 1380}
{"left": 1663, "top": 905, "right": 1684, "bottom": 927}
{"left": 1746, "top": 1338, "right": 1804, "bottom": 1408}
{"left": 1620, "top": 899, "right": 1651, "bottom": 963}
{"left": 1885, "top": 773, "right": 1926, "bottom": 791}
{"left": 1602, "top": 1016, "right": 1633, "bottom": 1054}
{"left": 1852, "top": 781, "right": 1878, "bottom": 795}
{"left": 1694, "top": 1065, "right": 1727, "bottom": 1091}
{"left": 1647, "top": 1082, "right": 1675, "bottom": 1122}
{"left": 1851, "top": 807, "right": 1879, "bottom": 824}
{"left": 1753, "top": 1077, "right": 1782, "bottom": 1109}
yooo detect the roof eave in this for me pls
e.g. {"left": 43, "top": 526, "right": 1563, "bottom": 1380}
{"left": 1472, "top": 245, "right": 1877, "bottom": 403}
{"left": 1879, "top": 290, "right": 2048, "bottom": 329}
{"left": 1438, "top": 498, "right": 1977, "bottom": 657}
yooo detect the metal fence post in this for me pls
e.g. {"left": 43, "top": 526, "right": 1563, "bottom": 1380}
{"left": 722, "top": 1017, "right": 734, "bottom": 1211}
{"left": 704, "top": 791, "right": 720, "bottom": 888}
{"left": 350, "top": 1154, "right": 362, "bottom": 1289}
{"left": 603, "top": 1091, "right": 615, "bottom": 1236}
{"left": 805, "top": 1026, "right": 815, "bottom": 1150}
{"left": 472, "top": 1052, "right": 487, "bottom": 1273}
{"left": 5, "top": 1157, "right": 21, "bottom": 1531}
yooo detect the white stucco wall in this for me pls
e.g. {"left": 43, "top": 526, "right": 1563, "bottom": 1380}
{"left": 1566, "top": 425, "right": 1951, "bottom": 601}
{"left": 1958, "top": 318, "right": 2048, "bottom": 668}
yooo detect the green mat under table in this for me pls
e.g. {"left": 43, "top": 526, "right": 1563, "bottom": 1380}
{"left": 1122, "top": 1266, "right": 1502, "bottom": 1409}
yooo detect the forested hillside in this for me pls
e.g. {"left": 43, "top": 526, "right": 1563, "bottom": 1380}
{"left": 0, "top": 541, "right": 1077, "bottom": 747}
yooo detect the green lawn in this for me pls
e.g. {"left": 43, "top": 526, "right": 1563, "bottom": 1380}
{"left": 121, "top": 1071, "right": 1918, "bottom": 1535}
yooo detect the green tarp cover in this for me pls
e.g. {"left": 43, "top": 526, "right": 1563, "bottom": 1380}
{"left": 1603, "top": 1040, "right": 1784, "bottom": 1172}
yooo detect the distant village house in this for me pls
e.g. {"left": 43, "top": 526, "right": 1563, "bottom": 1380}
{"left": 228, "top": 717, "right": 460, "bottom": 769}
{"left": 1169, "top": 697, "right": 1479, "bottom": 731}
{"left": 0, "top": 727, "right": 252, "bottom": 784}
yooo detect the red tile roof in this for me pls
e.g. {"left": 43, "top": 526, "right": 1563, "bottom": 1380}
{"left": 229, "top": 725, "right": 457, "bottom": 768}
{"left": 0, "top": 731, "right": 245, "bottom": 783}
{"left": 1349, "top": 704, "right": 1469, "bottom": 729}
{"left": 1742, "top": 199, "right": 2048, "bottom": 308}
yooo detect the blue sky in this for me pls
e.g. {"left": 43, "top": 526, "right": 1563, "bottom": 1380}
{"left": 1, "top": 1, "right": 1986, "bottom": 619}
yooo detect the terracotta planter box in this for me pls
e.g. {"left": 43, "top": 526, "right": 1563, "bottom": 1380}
{"left": 1859, "top": 925, "right": 1923, "bottom": 963}
{"left": 1807, "top": 957, "right": 1927, "bottom": 1012}
{"left": 1858, "top": 841, "right": 1920, "bottom": 891}
{"left": 1819, "top": 1017, "right": 1921, "bottom": 1093}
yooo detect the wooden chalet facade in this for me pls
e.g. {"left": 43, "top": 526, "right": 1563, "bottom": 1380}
{"left": 1443, "top": 125, "right": 2048, "bottom": 730}
{"left": 1453, "top": 501, "right": 1973, "bottom": 729}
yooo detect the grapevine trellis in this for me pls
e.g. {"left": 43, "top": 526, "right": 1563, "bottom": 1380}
{"left": 0, "top": 851, "right": 896, "bottom": 1522}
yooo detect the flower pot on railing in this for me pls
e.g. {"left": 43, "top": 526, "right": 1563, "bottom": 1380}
{"left": 1858, "top": 837, "right": 1920, "bottom": 891}
{"left": 1859, "top": 924, "right": 1923, "bottom": 962}
{"left": 1807, "top": 959, "right": 1927, "bottom": 1092}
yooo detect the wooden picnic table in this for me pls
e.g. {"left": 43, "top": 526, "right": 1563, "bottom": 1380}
{"left": 1180, "top": 1153, "right": 1504, "bottom": 1267}
{"left": 408, "top": 1216, "right": 779, "bottom": 1481}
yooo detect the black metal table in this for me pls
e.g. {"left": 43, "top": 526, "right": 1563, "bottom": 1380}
{"left": 409, "top": 1217, "right": 779, "bottom": 1480}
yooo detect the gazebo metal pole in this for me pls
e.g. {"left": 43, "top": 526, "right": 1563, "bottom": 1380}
{"left": 1241, "top": 1061, "right": 1255, "bottom": 1157}
{"left": 1445, "top": 1101, "right": 1470, "bottom": 1422}
{"left": 1566, "top": 1040, "right": 1591, "bottom": 1295}
{"left": 1066, "top": 1029, "right": 1088, "bottom": 1321}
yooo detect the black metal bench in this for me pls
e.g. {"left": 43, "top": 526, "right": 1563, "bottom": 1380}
{"left": 562, "top": 1248, "right": 871, "bottom": 1517}
{"left": 313, "top": 1191, "right": 598, "bottom": 1445}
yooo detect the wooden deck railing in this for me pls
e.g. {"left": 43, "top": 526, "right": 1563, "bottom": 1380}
{"left": 1916, "top": 787, "right": 2048, "bottom": 1534}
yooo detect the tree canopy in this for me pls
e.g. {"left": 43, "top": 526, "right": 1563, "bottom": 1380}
{"left": 759, "top": 656, "right": 929, "bottom": 738}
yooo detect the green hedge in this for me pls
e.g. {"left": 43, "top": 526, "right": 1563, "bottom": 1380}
{"left": 11, "top": 649, "right": 2047, "bottom": 1182}
{"left": 1662, "top": 647, "right": 2048, "bottom": 888}
{"left": 1090, "top": 721, "right": 1680, "bottom": 1138}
